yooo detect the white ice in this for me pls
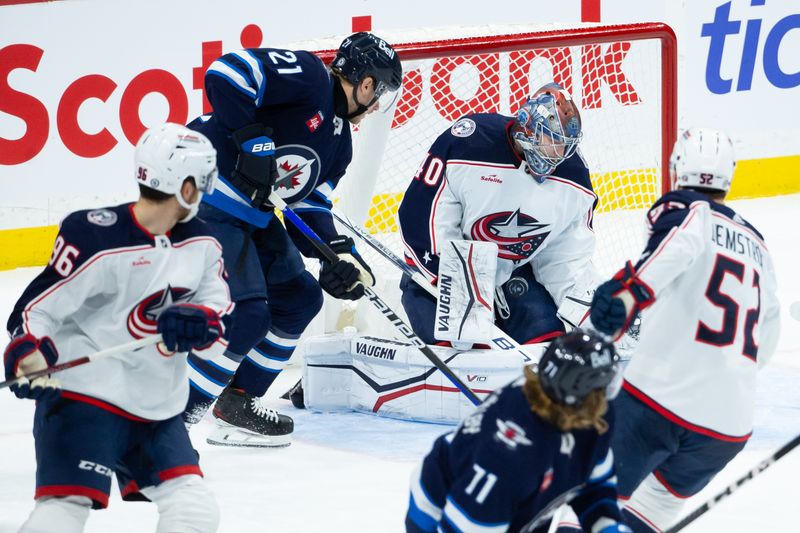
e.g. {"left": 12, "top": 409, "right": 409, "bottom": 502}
{"left": 0, "top": 194, "right": 799, "bottom": 533}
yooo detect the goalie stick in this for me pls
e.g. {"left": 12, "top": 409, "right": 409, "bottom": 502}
{"left": 330, "top": 209, "right": 540, "bottom": 362}
{"left": 0, "top": 335, "right": 162, "bottom": 390}
{"left": 269, "top": 193, "right": 481, "bottom": 406}
{"left": 664, "top": 432, "right": 800, "bottom": 533}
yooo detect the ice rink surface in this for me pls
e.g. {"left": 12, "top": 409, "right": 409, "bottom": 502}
{"left": 0, "top": 194, "right": 798, "bottom": 532}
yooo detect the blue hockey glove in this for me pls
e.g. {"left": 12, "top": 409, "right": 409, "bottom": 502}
{"left": 157, "top": 304, "right": 223, "bottom": 353}
{"left": 590, "top": 261, "right": 654, "bottom": 338}
{"left": 3, "top": 334, "right": 60, "bottom": 400}
{"left": 319, "top": 236, "right": 376, "bottom": 301}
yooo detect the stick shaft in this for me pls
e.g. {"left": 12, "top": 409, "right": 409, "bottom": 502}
{"left": 664, "top": 432, "right": 800, "bottom": 532}
{"left": 330, "top": 210, "right": 540, "bottom": 362}
{"left": 0, "top": 335, "right": 163, "bottom": 390}
{"left": 270, "top": 193, "right": 481, "bottom": 406}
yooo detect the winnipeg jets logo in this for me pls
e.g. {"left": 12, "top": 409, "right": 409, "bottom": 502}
{"left": 495, "top": 419, "right": 532, "bottom": 449}
{"left": 471, "top": 209, "right": 550, "bottom": 261}
{"left": 273, "top": 144, "right": 321, "bottom": 204}
{"left": 127, "top": 285, "right": 194, "bottom": 339}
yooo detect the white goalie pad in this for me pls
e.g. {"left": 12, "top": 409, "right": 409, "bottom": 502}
{"left": 302, "top": 332, "right": 524, "bottom": 424}
{"left": 434, "top": 240, "right": 497, "bottom": 345}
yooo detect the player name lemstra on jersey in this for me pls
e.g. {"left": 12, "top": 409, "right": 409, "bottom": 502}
{"left": 355, "top": 342, "right": 397, "bottom": 360}
{"left": 712, "top": 222, "right": 764, "bottom": 267}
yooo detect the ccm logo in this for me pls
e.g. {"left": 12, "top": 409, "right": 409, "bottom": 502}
{"left": 78, "top": 460, "right": 113, "bottom": 477}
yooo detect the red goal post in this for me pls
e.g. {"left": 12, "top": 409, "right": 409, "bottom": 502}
{"left": 297, "top": 23, "right": 677, "bottom": 338}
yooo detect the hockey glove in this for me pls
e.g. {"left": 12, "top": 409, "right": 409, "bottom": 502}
{"left": 230, "top": 124, "right": 279, "bottom": 208}
{"left": 3, "top": 334, "right": 60, "bottom": 400}
{"left": 319, "top": 236, "right": 376, "bottom": 301}
{"left": 157, "top": 304, "right": 224, "bottom": 353}
{"left": 590, "top": 261, "right": 654, "bottom": 340}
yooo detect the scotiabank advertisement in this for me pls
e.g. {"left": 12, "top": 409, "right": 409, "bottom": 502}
{"left": 0, "top": 0, "right": 798, "bottom": 240}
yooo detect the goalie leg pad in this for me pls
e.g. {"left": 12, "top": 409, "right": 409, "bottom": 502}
{"left": 434, "top": 240, "right": 497, "bottom": 345}
{"left": 302, "top": 333, "right": 524, "bottom": 424}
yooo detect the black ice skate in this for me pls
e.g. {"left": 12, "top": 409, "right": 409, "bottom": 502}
{"left": 207, "top": 387, "right": 293, "bottom": 448}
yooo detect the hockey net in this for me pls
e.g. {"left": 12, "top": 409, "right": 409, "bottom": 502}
{"left": 296, "top": 23, "right": 677, "bottom": 337}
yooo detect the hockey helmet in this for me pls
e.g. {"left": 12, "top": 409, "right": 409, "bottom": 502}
{"left": 134, "top": 123, "right": 218, "bottom": 221}
{"left": 514, "top": 83, "right": 582, "bottom": 180}
{"left": 670, "top": 127, "right": 735, "bottom": 193}
{"left": 332, "top": 32, "right": 403, "bottom": 114}
{"left": 537, "top": 329, "right": 619, "bottom": 407}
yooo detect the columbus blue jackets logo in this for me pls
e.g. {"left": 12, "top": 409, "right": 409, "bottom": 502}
{"left": 471, "top": 209, "right": 550, "bottom": 261}
{"left": 127, "top": 285, "right": 194, "bottom": 339}
{"left": 272, "top": 144, "right": 321, "bottom": 204}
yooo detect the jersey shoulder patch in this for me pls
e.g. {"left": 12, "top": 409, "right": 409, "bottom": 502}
{"left": 450, "top": 117, "right": 477, "bottom": 138}
{"left": 439, "top": 113, "right": 519, "bottom": 166}
{"left": 85, "top": 208, "right": 118, "bottom": 227}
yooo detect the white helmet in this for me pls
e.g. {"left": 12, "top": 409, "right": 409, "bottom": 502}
{"left": 134, "top": 123, "right": 218, "bottom": 221}
{"left": 669, "top": 127, "right": 735, "bottom": 193}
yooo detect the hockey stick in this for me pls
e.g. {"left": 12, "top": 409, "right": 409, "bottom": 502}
{"left": 330, "top": 209, "right": 541, "bottom": 362}
{"left": 664, "top": 432, "right": 800, "bottom": 533}
{"left": 270, "top": 193, "right": 481, "bottom": 406}
{"left": 0, "top": 335, "right": 163, "bottom": 390}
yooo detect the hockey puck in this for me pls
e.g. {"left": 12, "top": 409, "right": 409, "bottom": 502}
{"left": 791, "top": 301, "right": 800, "bottom": 321}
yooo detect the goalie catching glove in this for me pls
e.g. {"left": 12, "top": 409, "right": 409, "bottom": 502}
{"left": 3, "top": 334, "right": 60, "bottom": 400}
{"left": 590, "top": 261, "right": 654, "bottom": 340}
{"left": 319, "top": 236, "right": 375, "bottom": 300}
{"left": 157, "top": 304, "right": 224, "bottom": 353}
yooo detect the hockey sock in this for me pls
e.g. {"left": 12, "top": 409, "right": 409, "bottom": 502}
{"left": 184, "top": 349, "right": 243, "bottom": 423}
{"left": 230, "top": 327, "right": 301, "bottom": 397}
{"left": 19, "top": 496, "right": 92, "bottom": 533}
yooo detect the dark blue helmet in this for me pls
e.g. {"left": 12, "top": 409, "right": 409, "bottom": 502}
{"left": 332, "top": 32, "right": 403, "bottom": 97}
{"left": 537, "top": 329, "right": 619, "bottom": 406}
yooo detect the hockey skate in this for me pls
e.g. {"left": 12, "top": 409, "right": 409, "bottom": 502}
{"left": 207, "top": 387, "right": 294, "bottom": 448}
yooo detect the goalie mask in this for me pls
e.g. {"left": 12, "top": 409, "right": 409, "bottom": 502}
{"left": 514, "top": 83, "right": 582, "bottom": 181}
{"left": 134, "top": 123, "right": 218, "bottom": 222}
{"left": 332, "top": 32, "right": 403, "bottom": 117}
{"left": 670, "top": 127, "right": 735, "bottom": 193}
{"left": 536, "top": 329, "right": 620, "bottom": 407}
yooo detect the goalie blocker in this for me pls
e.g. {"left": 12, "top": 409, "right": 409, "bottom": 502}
{"left": 300, "top": 332, "right": 528, "bottom": 424}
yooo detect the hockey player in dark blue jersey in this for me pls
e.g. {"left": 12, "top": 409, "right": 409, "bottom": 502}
{"left": 4, "top": 124, "right": 231, "bottom": 533}
{"left": 182, "top": 32, "right": 402, "bottom": 446}
{"left": 398, "top": 84, "right": 604, "bottom": 349}
{"left": 406, "top": 329, "right": 631, "bottom": 533}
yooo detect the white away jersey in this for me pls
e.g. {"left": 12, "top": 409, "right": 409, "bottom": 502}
{"left": 398, "top": 113, "right": 598, "bottom": 307}
{"left": 7, "top": 204, "right": 233, "bottom": 421}
{"left": 623, "top": 190, "right": 780, "bottom": 439}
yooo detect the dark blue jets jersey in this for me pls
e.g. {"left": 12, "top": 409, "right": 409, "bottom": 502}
{"left": 188, "top": 47, "right": 352, "bottom": 254}
{"left": 407, "top": 376, "right": 625, "bottom": 532}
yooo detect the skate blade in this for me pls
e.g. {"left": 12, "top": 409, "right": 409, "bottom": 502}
{"left": 206, "top": 422, "right": 292, "bottom": 448}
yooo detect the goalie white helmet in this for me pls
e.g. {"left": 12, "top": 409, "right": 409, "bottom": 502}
{"left": 134, "top": 123, "right": 218, "bottom": 221}
{"left": 669, "top": 127, "right": 735, "bottom": 193}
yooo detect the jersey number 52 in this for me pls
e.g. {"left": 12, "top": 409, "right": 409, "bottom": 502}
{"left": 696, "top": 253, "right": 761, "bottom": 361}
